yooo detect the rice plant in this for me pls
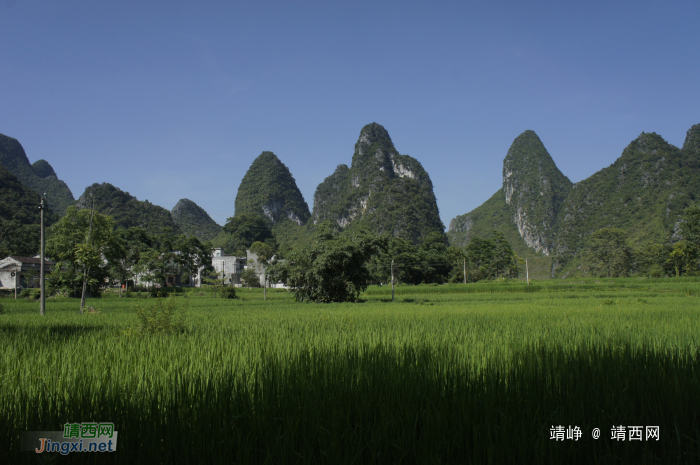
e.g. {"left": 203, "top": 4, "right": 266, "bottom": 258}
{"left": 1, "top": 279, "right": 699, "bottom": 464}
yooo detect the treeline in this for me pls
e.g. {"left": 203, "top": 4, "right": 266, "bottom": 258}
{"left": 46, "top": 206, "right": 211, "bottom": 298}
{"left": 581, "top": 206, "right": 700, "bottom": 278}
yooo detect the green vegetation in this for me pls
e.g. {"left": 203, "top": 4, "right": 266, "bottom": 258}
{"left": 77, "top": 183, "right": 181, "bottom": 237}
{"left": 312, "top": 123, "right": 445, "bottom": 245}
{"left": 448, "top": 123, "right": 700, "bottom": 279}
{"left": 584, "top": 227, "right": 634, "bottom": 277}
{"left": 268, "top": 221, "right": 385, "bottom": 302}
{"left": 171, "top": 198, "right": 222, "bottom": 241}
{"left": 215, "top": 213, "right": 275, "bottom": 256}
{"left": 502, "top": 130, "right": 572, "bottom": 255}
{"left": 46, "top": 206, "right": 211, "bottom": 298}
{"left": 0, "top": 133, "right": 75, "bottom": 215}
{"left": 235, "top": 151, "right": 310, "bottom": 225}
{"left": 1, "top": 280, "right": 699, "bottom": 463}
{"left": 0, "top": 165, "right": 58, "bottom": 257}
{"left": 448, "top": 189, "right": 553, "bottom": 278}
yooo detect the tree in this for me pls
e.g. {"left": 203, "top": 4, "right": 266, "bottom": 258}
{"left": 634, "top": 241, "right": 671, "bottom": 277}
{"left": 240, "top": 268, "right": 260, "bottom": 288}
{"left": 250, "top": 241, "right": 275, "bottom": 300}
{"left": 46, "top": 206, "right": 118, "bottom": 304}
{"left": 368, "top": 237, "right": 420, "bottom": 285}
{"left": 174, "top": 235, "right": 212, "bottom": 287}
{"left": 267, "top": 221, "right": 386, "bottom": 303}
{"left": 585, "top": 228, "right": 633, "bottom": 277}
{"left": 417, "top": 232, "right": 451, "bottom": 284}
{"left": 680, "top": 204, "right": 700, "bottom": 246}
{"left": 110, "top": 227, "right": 152, "bottom": 295}
{"left": 456, "top": 232, "right": 519, "bottom": 283}
{"left": 221, "top": 214, "right": 274, "bottom": 255}
{"left": 666, "top": 240, "right": 699, "bottom": 277}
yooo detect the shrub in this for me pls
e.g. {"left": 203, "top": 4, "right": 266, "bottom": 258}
{"left": 19, "top": 289, "right": 41, "bottom": 300}
{"left": 218, "top": 286, "right": 237, "bottom": 299}
{"left": 133, "top": 295, "right": 189, "bottom": 335}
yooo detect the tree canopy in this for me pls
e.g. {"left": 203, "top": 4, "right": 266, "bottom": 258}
{"left": 268, "top": 221, "right": 385, "bottom": 302}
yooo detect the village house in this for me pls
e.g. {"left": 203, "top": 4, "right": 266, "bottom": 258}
{"left": 205, "top": 248, "right": 247, "bottom": 287}
{"left": 0, "top": 256, "right": 52, "bottom": 290}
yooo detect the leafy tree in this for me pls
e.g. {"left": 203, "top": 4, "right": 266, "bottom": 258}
{"left": 680, "top": 204, "right": 700, "bottom": 246}
{"left": 416, "top": 232, "right": 451, "bottom": 284}
{"left": 240, "top": 268, "right": 260, "bottom": 288}
{"left": 46, "top": 206, "right": 118, "bottom": 302}
{"left": 174, "top": 235, "right": 212, "bottom": 287}
{"left": 110, "top": 227, "right": 152, "bottom": 294}
{"left": 267, "top": 221, "right": 386, "bottom": 302}
{"left": 585, "top": 228, "right": 633, "bottom": 277}
{"left": 457, "top": 232, "right": 519, "bottom": 282}
{"left": 666, "top": 240, "right": 699, "bottom": 277}
{"left": 368, "top": 237, "right": 420, "bottom": 285}
{"left": 221, "top": 214, "right": 274, "bottom": 255}
{"left": 634, "top": 241, "right": 671, "bottom": 277}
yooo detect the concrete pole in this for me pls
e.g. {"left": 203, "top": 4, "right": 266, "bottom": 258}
{"left": 40, "top": 195, "right": 46, "bottom": 316}
{"left": 391, "top": 258, "right": 395, "bottom": 302}
{"left": 526, "top": 259, "right": 529, "bottom": 286}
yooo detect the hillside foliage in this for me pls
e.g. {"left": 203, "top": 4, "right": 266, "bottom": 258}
{"left": 76, "top": 183, "right": 181, "bottom": 237}
{"left": 0, "top": 165, "right": 58, "bottom": 257}
{"left": 311, "top": 123, "right": 445, "bottom": 245}
{"left": 171, "top": 198, "right": 222, "bottom": 241}
{"left": 0, "top": 133, "right": 75, "bottom": 215}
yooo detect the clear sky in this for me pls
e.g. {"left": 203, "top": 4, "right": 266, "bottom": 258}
{"left": 1, "top": 0, "right": 698, "bottom": 227}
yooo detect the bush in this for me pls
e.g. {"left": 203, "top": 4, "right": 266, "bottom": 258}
{"left": 19, "top": 289, "right": 41, "bottom": 300}
{"left": 218, "top": 286, "right": 237, "bottom": 299}
{"left": 133, "top": 295, "right": 189, "bottom": 335}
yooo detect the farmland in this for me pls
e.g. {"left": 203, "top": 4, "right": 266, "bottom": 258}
{"left": 1, "top": 279, "right": 700, "bottom": 464}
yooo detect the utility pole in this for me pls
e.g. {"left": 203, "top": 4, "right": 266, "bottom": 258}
{"left": 391, "top": 258, "right": 395, "bottom": 302}
{"left": 526, "top": 259, "right": 529, "bottom": 286}
{"left": 80, "top": 197, "right": 95, "bottom": 314}
{"left": 40, "top": 194, "right": 46, "bottom": 316}
{"left": 463, "top": 258, "right": 466, "bottom": 285}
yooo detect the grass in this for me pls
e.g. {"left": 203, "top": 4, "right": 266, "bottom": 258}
{"left": 1, "top": 280, "right": 700, "bottom": 464}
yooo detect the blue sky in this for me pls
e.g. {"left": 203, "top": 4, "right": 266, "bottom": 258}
{"left": 1, "top": 0, "right": 698, "bottom": 227}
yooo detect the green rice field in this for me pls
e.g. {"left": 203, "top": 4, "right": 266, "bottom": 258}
{"left": 1, "top": 278, "right": 700, "bottom": 464}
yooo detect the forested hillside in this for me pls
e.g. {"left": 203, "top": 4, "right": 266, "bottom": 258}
{"left": 0, "top": 165, "right": 58, "bottom": 256}
{"left": 312, "top": 123, "right": 445, "bottom": 245}
{"left": 171, "top": 198, "right": 221, "bottom": 241}
{"left": 77, "top": 183, "right": 181, "bottom": 237}
{"left": 448, "top": 123, "right": 700, "bottom": 277}
{"left": 0, "top": 133, "right": 74, "bottom": 215}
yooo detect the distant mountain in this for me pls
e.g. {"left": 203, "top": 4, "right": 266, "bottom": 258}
{"left": 501, "top": 130, "right": 572, "bottom": 255}
{"left": 0, "top": 165, "right": 58, "bottom": 256}
{"left": 0, "top": 133, "right": 75, "bottom": 215}
{"left": 447, "top": 124, "right": 700, "bottom": 277}
{"left": 234, "top": 151, "right": 311, "bottom": 226}
{"left": 312, "top": 123, "right": 445, "bottom": 244}
{"left": 171, "top": 198, "right": 221, "bottom": 241}
{"left": 77, "top": 183, "right": 180, "bottom": 236}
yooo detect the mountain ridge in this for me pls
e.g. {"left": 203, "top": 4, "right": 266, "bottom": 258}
{"left": 448, "top": 124, "right": 700, "bottom": 277}
{"left": 312, "top": 122, "right": 445, "bottom": 244}
{"left": 0, "top": 133, "right": 75, "bottom": 215}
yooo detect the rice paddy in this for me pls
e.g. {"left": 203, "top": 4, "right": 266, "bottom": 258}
{"left": 1, "top": 278, "right": 700, "bottom": 464}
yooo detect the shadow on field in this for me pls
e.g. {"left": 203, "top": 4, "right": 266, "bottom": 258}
{"left": 3, "top": 343, "right": 699, "bottom": 464}
{"left": 0, "top": 324, "right": 108, "bottom": 338}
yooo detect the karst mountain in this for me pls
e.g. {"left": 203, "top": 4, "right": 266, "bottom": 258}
{"left": 448, "top": 123, "right": 700, "bottom": 277}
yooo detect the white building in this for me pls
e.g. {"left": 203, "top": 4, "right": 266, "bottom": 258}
{"left": 0, "top": 256, "right": 52, "bottom": 289}
{"left": 206, "top": 248, "right": 246, "bottom": 286}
